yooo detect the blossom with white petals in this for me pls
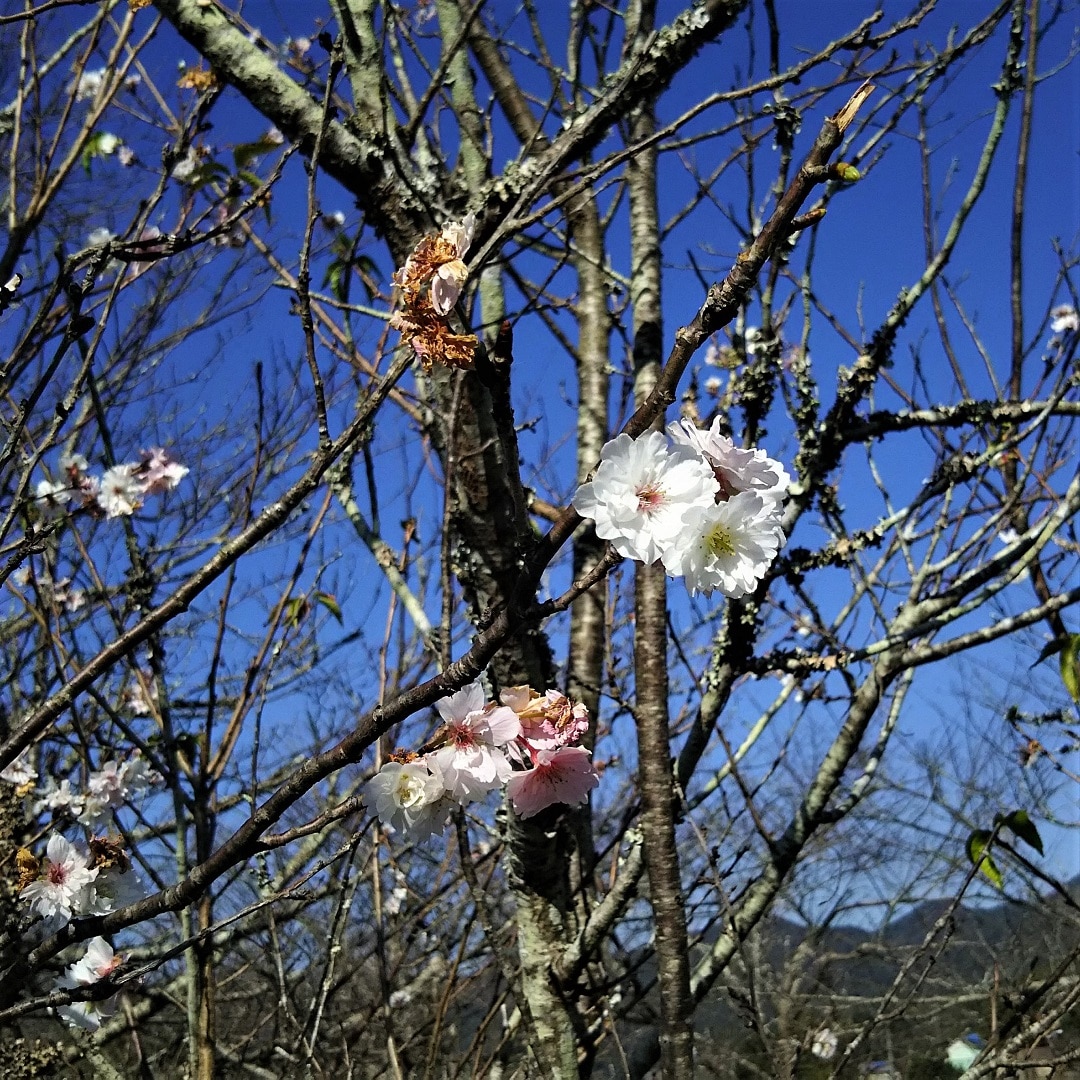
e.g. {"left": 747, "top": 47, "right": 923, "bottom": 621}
{"left": 171, "top": 146, "right": 201, "bottom": 181}
{"left": 98, "top": 464, "right": 142, "bottom": 517}
{"left": 668, "top": 418, "right": 789, "bottom": 504}
{"left": 811, "top": 1027, "right": 839, "bottom": 1060}
{"left": 1, "top": 750, "right": 35, "bottom": 787}
{"left": 430, "top": 684, "right": 520, "bottom": 803}
{"left": 363, "top": 759, "right": 447, "bottom": 835}
{"left": 1050, "top": 305, "right": 1078, "bottom": 335}
{"left": 573, "top": 431, "right": 718, "bottom": 564}
{"left": 35, "top": 479, "right": 71, "bottom": 513}
{"left": 56, "top": 937, "right": 122, "bottom": 1031}
{"left": 661, "top": 490, "right": 785, "bottom": 598}
{"left": 73, "top": 68, "right": 106, "bottom": 102}
{"left": 33, "top": 779, "right": 84, "bottom": 819}
{"left": 19, "top": 833, "right": 98, "bottom": 922}
{"left": 78, "top": 754, "right": 161, "bottom": 826}
{"left": 59, "top": 452, "right": 89, "bottom": 477}
{"left": 86, "top": 864, "right": 145, "bottom": 915}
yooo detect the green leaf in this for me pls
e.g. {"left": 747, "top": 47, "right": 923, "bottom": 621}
{"left": 1060, "top": 633, "right": 1080, "bottom": 703}
{"left": 966, "top": 829, "right": 1003, "bottom": 889}
{"left": 997, "top": 809, "right": 1044, "bottom": 856}
{"left": 81, "top": 131, "right": 120, "bottom": 174}
{"left": 315, "top": 591, "right": 343, "bottom": 623}
{"left": 231, "top": 138, "right": 278, "bottom": 170}
{"left": 236, "top": 169, "right": 263, "bottom": 192}
{"left": 1031, "top": 636, "right": 1067, "bottom": 668}
{"left": 324, "top": 260, "right": 345, "bottom": 300}
{"left": 185, "top": 161, "right": 229, "bottom": 191}
{"left": 283, "top": 595, "right": 308, "bottom": 629}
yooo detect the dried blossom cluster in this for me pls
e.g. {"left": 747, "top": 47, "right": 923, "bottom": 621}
{"left": 363, "top": 681, "right": 599, "bottom": 836}
{"left": 390, "top": 214, "right": 479, "bottom": 369}
{"left": 573, "top": 419, "right": 790, "bottom": 597}
{"left": 35, "top": 448, "right": 188, "bottom": 520}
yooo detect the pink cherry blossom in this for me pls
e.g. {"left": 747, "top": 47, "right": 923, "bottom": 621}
{"left": 79, "top": 753, "right": 161, "bottom": 826}
{"left": 430, "top": 259, "right": 468, "bottom": 316}
{"left": 137, "top": 447, "right": 189, "bottom": 493}
{"left": 501, "top": 686, "right": 590, "bottom": 750}
{"left": 506, "top": 746, "right": 599, "bottom": 819}
{"left": 429, "top": 682, "right": 521, "bottom": 803}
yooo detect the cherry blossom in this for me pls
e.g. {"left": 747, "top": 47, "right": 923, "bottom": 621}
{"left": 59, "top": 452, "right": 89, "bottom": 477}
{"left": 33, "top": 779, "right": 84, "bottom": 820}
{"left": 661, "top": 490, "right": 785, "bottom": 598}
{"left": 431, "top": 259, "right": 469, "bottom": 316}
{"left": 572, "top": 431, "right": 718, "bottom": 564}
{"left": 35, "top": 479, "right": 71, "bottom": 514}
{"left": 136, "top": 447, "right": 189, "bottom": 495}
{"left": 86, "top": 864, "right": 145, "bottom": 915}
{"left": 55, "top": 937, "right": 123, "bottom": 1031}
{"left": 87, "top": 226, "right": 115, "bottom": 247}
{"left": 506, "top": 746, "right": 599, "bottom": 819}
{"left": 122, "top": 677, "right": 158, "bottom": 716}
{"left": 811, "top": 1027, "right": 839, "bottom": 1060}
{"left": 1050, "top": 305, "right": 1078, "bottom": 335}
{"left": 52, "top": 577, "right": 86, "bottom": 613}
{"left": 78, "top": 754, "right": 162, "bottom": 826}
{"left": 19, "top": 833, "right": 98, "bottom": 922}
{"left": 365, "top": 682, "right": 598, "bottom": 836}
{"left": 668, "top": 418, "right": 789, "bottom": 504}
{"left": 98, "top": 464, "right": 143, "bottom": 518}
{"left": 502, "top": 686, "right": 590, "bottom": 750}
{"left": 363, "top": 759, "right": 447, "bottom": 835}
{"left": 73, "top": 68, "right": 106, "bottom": 102}
{"left": 390, "top": 213, "right": 479, "bottom": 367}
{"left": 1, "top": 749, "right": 35, "bottom": 787}
{"left": 430, "top": 693, "right": 520, "bottom": 803}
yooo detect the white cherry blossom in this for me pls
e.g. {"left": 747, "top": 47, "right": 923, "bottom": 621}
{"left": 573, "top": 431, "right": 718, "bottom": 564}
{"left": 56, "top": 937, "right": 122, "bottom": 1031}
{"left": 98, "top": 464, "right": 142, "bottom": 517}
{"left": 661, "top": 490, "right": 785, "bottom": 597}
{"left": 668, "top": 418, "right": 789, "bottom": 503}
{"left": 20, "top": 833, "right": 98, "bottom": 922}
{"left": 363, "top": 759, "right": 447, "bottom": 835}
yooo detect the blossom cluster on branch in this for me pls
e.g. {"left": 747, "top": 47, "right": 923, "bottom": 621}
{"left": 35, "top": 448, "right": 188, "bottom": 520}
{"left": 363, "top": 681, "right": 599, "bottom": 837}
{"left": 3, "top": 752, "right": 162, "bottom": 1029}
{"left": 573, "top": 420, "right": 790, "bottom": 597}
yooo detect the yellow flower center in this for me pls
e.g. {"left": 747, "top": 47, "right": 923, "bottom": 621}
{"left": 705, "top": 523, "right": 736, "bottom": 557}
